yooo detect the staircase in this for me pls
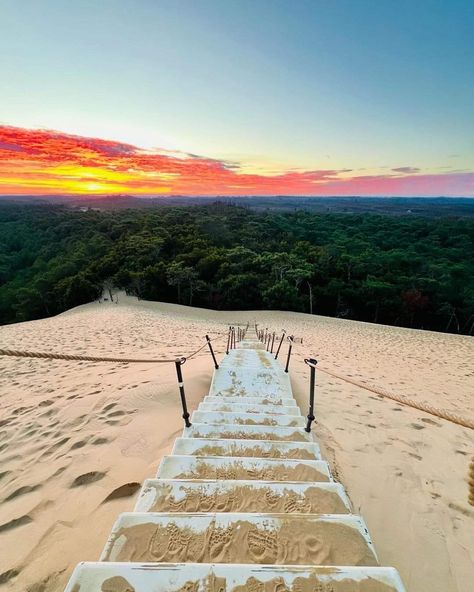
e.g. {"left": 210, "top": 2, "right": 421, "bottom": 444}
{"left": 64, "top": 337, "right": 406, "bottom": 592}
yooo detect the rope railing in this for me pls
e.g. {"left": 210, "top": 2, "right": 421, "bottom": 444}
{"left": 317, "top": 365, "right": 474, "bottom": 431}
{"left": 0, "top": 331, "right": 229, "bottom": 429}
{"left": 0, "top": 332, "right": 227, "bottom": 365}
{"left": 264, "top": 326, "right": 474, "bottom": 506}
{"left": 469, "top": 459, "right": 474, "bottom": 507}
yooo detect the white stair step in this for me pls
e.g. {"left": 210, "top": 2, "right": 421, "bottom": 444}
{"left": 191, "top": 411, "right": 305, "bottom": 427}
{"left": 100, "top": 513, "right": 378, "bottom": 565}
{"left": 183, "top": 423, "right": 313, "bottom": 442}
{"left": 172, "top": 437, "right": 321, "bottom": 460}
{"left": 221, "top": 349, "right": 275, "bottom": 363}
{"left": 210, "top": 391, "right": 295, "bottom": 401}
{"left": 198, "top": 402, "right": 300, "bottom": 415}
{"left": 237, "top": 340, "right": 266, "bottom": 349}
{"left": 157, "top": 455, "right": 331, "bottom": 482}
{"left": 65, "top": 563, "right": 406, "bottom": 592}
{"left": 135, "top": 479, "right": 351, "bottom": 513}
{"left": 210, "top": 367, "right": 292, "bottom": 398}
{"left": 204, "top": 395, "right": 295, "bottom": 406}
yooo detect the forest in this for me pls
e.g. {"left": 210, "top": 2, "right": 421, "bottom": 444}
{"left": 0, "top": 202, "right": 473, "bottom": 334}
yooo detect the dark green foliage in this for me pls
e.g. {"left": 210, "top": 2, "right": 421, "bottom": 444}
{"left": 0, "top": 203, "right": 473, "bottom": 334}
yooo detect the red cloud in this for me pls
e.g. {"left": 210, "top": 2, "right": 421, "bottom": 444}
{"left": 0, "top": 125, "right": 472, "bottom": 196}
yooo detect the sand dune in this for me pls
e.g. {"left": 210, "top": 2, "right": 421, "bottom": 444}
{"left": 0, "top": 293, "right": 473, "bottom": 591}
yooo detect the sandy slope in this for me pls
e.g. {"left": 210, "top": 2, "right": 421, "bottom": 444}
{"left": 0, "top": 294, "right": 473, "bottom": 592}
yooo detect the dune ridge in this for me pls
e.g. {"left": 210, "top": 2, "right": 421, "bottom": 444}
{"left": 0, "top": 293, "right": 473, "bottom": 591}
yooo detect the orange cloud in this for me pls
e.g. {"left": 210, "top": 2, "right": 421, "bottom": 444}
{"left": 0, "top": 126, "right": 472, "bottom": 196}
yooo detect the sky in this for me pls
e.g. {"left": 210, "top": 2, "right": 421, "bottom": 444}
{"left": 0, "top": 0, "right": 473, "bottom": 196}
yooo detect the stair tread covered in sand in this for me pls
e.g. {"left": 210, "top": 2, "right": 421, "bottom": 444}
{"left": 63, "top": 335, "right": 407, "bottom": 592}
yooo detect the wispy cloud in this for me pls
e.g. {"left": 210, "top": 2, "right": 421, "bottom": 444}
{"left": 0, "top": 126, "right": 473, "bottom": 196}
{"left": 392, "top": 166, "right": 420, "bottom": 174}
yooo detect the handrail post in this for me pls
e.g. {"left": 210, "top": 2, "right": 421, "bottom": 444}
{"left": 284, "top": 335, "right": 294, "bottom": 373}
{"left": 275, "top": 330, "right": 286, "bottom": 360}
{"left": 270, "top": 332, "right": 276, "bottom": 353}
{"left": 206, "top": 334, "right": 219, "bottom": 370}
{"left": 304, "top": 358, "right": 317, "bottom": 432}
{"left": 226, "top": 327, "right": 231, "bottom": 355}
{"left": 175, "top": 357, "right": 191, "bottom": 427}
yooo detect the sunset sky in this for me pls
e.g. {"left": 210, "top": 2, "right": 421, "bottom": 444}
{"left": 1, "top": 0, "right": 473, "bottom": 196}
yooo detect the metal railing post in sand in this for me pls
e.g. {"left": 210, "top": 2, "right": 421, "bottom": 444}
{"left": 304, "top": 358, "right": 318, "bottom": 432}
{"left": 174, "top": 357, "right": 191, "bottom": 428}
{"left": 206, "top": 335, "right": 219, "bottom": 370}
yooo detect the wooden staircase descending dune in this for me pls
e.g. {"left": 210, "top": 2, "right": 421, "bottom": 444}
{"left": 64, "top": 338, "right": 406, "bottom": 592}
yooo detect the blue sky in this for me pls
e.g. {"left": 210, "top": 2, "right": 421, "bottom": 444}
{"left": 0, "top": 0, "right": 473, "bottom": 195}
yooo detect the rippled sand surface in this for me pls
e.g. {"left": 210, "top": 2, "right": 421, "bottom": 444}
{"left": 0, "top": 293, "right": 472, "bottom": 591}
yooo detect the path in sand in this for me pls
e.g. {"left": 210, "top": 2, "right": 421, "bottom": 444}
{"left": 63, "top": 334, "right": 406, "bottom": 592}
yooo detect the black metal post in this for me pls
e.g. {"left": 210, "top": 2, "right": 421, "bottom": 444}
{"left": 304, "top": 358, "right": 317, "bottom": 432}
{"left": 284, "top": 336, "right": 294, "bottom": 373}
{"left": 270, "top": 332, "right": 275, "bottom": 353}
{"left": 226, "top": 327, "right": 231, "bottom": 355}
{"left": 274, "top": 331, "right": 286, "bottom": 359}
{"left": 206, "top": 334, "right": 219, "bottom": 370}
{"left": 175, "top": 357, "right": 191, "bottom": 427}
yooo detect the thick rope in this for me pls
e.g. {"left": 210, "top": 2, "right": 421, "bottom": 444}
{"left": 469, "top": 458, "right": 474, "bottom": 506}
{"left": 317, "top": 366, "right": 474, "bottom": 431}
{"left": 262, "top": 330, "right": 474, "bottom": 431}
{"left": 0, "top": 348, "right": 178, "bottom": 363}
{"left": 0, "top": 332, "right": 227, "bottom": 365}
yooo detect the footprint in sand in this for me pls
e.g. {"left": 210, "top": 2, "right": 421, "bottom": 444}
{"left": 0, "top": 514, "right": 33, "bottom": 533}
{"left": 71, "top": 471, "right": 107, "bottom": 487}
{"left": 70, "top": 439, "right": 89, "bottom": 450}
{"left": 102, "top": 482, "right": 141, "bottom": 503}
{"left": 0, "top": 569, "right": 20, "bottom": 585}
{"left": 420, "top": 417, "right": 441, "bottom": 426}
{"left": 107, "top": 410, "right": 126, "bottom": 418}
{"left": 91, "top": 437, "right": 109, "bottom": 445}
{"left": 4, "top": 483, "right": 42, "bottom": 502}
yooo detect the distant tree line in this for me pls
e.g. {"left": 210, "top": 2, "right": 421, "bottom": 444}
{"left": 0, "top": 202, "right": 473, "bottom": 334}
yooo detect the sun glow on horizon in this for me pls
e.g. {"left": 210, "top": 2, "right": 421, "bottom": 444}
{"left": 0, "top": 125, "right": 472, "bottom": 197}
